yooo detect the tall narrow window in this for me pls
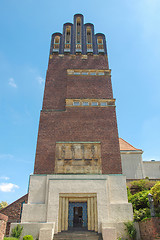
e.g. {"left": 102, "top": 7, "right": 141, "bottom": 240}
{"left": 86, "top": 27, "right": 92, "bottom": 50}
{"left": 97, "top": 37, "right": 104, "bottom": 50}
{"left": 65, "top": 26, "right": 71, "bottom": 49}
{"left": 76, "top": 17, "right": 81, "bottom": 50}
{"left": 54, "top": 36, "right": 60, "bottom": 49}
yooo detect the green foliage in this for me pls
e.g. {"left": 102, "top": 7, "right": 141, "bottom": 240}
{"left": 11, "top": 225, "right": 23, "bottom": 239}
{"left": 155, "top": 205, "right": 160, "bottom": 217}
{"left": 129, "top": 179, "right": 155, "bottom": 193}
{"left": 151, "top": 181, "right": 160, "bottom": 207}
{"left": 0, "top": 201, "right": 8, "bottom": 210}
{"left": 124, "top": 221, "right": 136, "bottom": 240}
{"left": 127, "top": 186, "right": 132, "bottom": 199}
{"left": 129, "top": 190, "right": 150, "bottom": 210}
{"left": 4, "top": 238, "right": 18, "bottom": 240}
{"left": 117, "top": 238, "right": 128, "bottom": 240}
{"left": 128, "top": 190, "right": 151, "bottom": 221}
{"left": 23, "top": 235, "right": 33, "bottom": 240}
{"left": 128, "top": 181, "right": 160, "bottom": 222}
{"left": 133, "top": 208, "right": 150, "bottom": 222}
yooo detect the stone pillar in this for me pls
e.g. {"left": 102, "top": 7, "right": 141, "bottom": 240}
{"left": 0, "top": 213, "right": 8, "bottom": 240}
{"left": 94, "top": 196, "right": 98, "bottom": 232}
{"left": 87, "top": 198, "right": 91, "bottom": 230}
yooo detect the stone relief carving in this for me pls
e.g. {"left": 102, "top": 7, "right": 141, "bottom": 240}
{"left": 55, "top": 142, "right": 102, "bottom": 174}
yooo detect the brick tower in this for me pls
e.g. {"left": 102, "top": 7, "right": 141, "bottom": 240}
{"left": 34, "top": 13, "right": 121, "bottom": 175}
{"left": 11, "top": 14, "right": 133, "bottom": 240}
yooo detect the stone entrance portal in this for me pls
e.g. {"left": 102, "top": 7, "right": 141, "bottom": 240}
{"left": 58, "top": 193, "right": 98, "bottom": 232}
{"left": 68, "top": 202, "right": 87, "bottom": 228}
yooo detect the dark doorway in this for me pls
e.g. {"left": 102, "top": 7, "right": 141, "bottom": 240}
{"left": 73, "top": 207, "right": 83, "bottom": 227}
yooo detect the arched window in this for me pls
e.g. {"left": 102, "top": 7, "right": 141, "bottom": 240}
{"left": 97, "top": 36, "right": 104, "bottom": 50}
{"left": 86, "top": 27, "right": 92, "bottom": 50}
{"left": 65, "top": 26, "right": 71, "bottom": 49}
{"left": 54, "top": 36, "right": 60, "bottom": 49}
{"left": 76, "top": 17, "right": 81, "bottom": 50}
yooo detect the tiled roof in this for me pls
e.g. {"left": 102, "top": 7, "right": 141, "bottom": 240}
{"left": 119, "top": 138, "right": 142, "bottom": 151}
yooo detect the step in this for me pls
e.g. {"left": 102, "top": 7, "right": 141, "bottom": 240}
{"left": 53, "top": 231, "right": 102, "bottom": 240}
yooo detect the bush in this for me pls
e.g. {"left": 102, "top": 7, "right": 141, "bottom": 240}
{"left": 128, "top": 190, "right": 150, "bottom": 211}
{"left": 129, "top": 179, "right": 155, "bottom": 193}
{"left": 11, "top": 225, "right": 23, "bottom": 239}
{"left": 117, "top": 238, "right": 128, "bottom": 240}
{"left": 4, "top": 238, "right": 18, "bottom": 240}
{"left": 127, "top": 186, "right": 132, "bottom": 199}
{"left": 151, "top": 181, "right": 160, "bottom": 207}
{"left": 23, "top": 235, "right": 33, "bottom": 240}
{"left": 124, "top": 221, "right": 136, "bottom": 240}
{"left": 133, "top": 208, "right": 150, "bottom": 221}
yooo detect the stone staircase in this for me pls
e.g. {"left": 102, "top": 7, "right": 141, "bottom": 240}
{"left": 53, "top": 230, "right": 103, "bottom": 240}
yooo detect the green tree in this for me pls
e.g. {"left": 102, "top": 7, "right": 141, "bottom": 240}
{"left": 129, "top": 179, "right": 155, "bottom": 193}
{"left": 0, "top": 201, "right": 8, "bottom": 210}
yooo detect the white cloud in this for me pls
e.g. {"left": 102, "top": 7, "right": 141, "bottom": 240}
{"left": 0, "top": 183, "right": 19, "bottom": 192}
{"left": 8, "top": 78, "right": 17, "bottom": 88}
{"left": 0, "top": 176, "right": 10, "bottom": 180}
{"left": 37, "top": 76, "right": 45, "bottom": 85}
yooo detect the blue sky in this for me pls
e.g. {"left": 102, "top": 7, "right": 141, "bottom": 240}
{"left": 0, "top": 0, "right": 160, "bottom": 203}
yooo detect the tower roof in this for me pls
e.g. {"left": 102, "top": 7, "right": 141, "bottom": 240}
{"left": 119, "top": 138, "right": 142, "bottom": 151}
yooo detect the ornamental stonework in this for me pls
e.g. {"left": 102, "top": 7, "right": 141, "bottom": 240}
{"left": 55, "top": 142, "right": 102, "bottom": 174}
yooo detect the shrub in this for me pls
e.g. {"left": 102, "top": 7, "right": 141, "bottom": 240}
{"left": 117, "top": 238, "right": 128, "bottom": 240}
{"left": 129, "top": 179, "right": 155, "bottom": 193}
{"left": 129, "top": 190, "right": 149, "bottom": 211}
{"left": 124, "top": 221, "right": 136, "bottom": 240}
{"left": 4, "top": 238, "right": 18, "bottom": 240}
{"left": 11, "top": 225, "right": 23, "bottom": 239}
{"left": 23, "top": 235, "right": 33, "bottom": 240}
{"left": 133, "top": 208, "right": 150, "bottom": 221}
{"left": 127, "top": 186, "right": 132, "bottom": 199}
{"left": 151, "top": 181, "right": 160, "bottom": 207}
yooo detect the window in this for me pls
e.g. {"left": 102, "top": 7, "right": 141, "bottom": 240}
{"left": 82, "top": 72, "right": 88, "bottom": 75}
{"left": 86, "top": 27, "right": 92, "bottom": 51}
{"left": 91, "top": 102, "right": 98, "bottom": 106}
{"left": 73, "top": 101, "right": 80, "bottom": 106}
{"left": 86, "top": 27, "right": 92, "bottom": 43}
{"left": 98, "top": 72, "right": 105, "bottom": 75}
{"left": 65, "top": 26, "right": 71, "bottom": 48}
{"left": 97, "top": 37, "right": 104, "bottom": 49}
{"left": 82, "top": 102, "right": 89, "bottom": 106}
{"left": 54, "top": 36, "right": 60, "bottom": 49}
{"left": 100, "top": 102, "right": 107, "bottom": 106}
{"left": 76, "top": 17, "right": 81, "bottom": 49}
{"left": 74, "top": 72, "right": 80, "bottom": 75}
{"left": 90, "top": 72, "right": 96, "bottom": 75}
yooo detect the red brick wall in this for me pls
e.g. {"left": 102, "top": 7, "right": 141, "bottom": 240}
{"left": 34, "top": 54, "right": 122, "bottom": 174}
{"left": 0, "top": 194, "right": 28, "bottom": 236}
{"left": 42, "top": 55, "right": 111, "bottom": 110}
{"left": 0, "top": 213, "right": 8, "bottom": 240}
{"left": 139, "top": 217, "right": 160, "bottom": 240}
{"left": 34, "top": 107, "right": 122, "bottom": 174}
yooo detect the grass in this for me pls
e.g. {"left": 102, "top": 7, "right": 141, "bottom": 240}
{"left": 4, "top": 237, "right": 19, "bottom": 240}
